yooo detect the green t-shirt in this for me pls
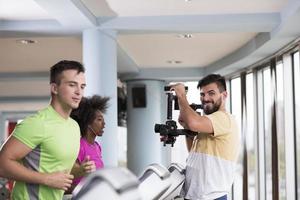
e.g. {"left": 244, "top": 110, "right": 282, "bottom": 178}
{"left": 11, "top": 105, "right": 80, "bottom": 200}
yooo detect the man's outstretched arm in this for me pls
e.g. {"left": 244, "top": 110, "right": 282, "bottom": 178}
{"left": 0, "top": 136, "right": 73, "bottom": 191}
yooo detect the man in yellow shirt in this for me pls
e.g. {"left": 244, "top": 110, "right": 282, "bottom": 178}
{"left": 171, "top": 74, "right": 240, "bottom": 200}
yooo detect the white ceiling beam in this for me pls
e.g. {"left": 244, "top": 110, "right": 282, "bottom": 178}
{"left": 33, "top": 0, "right": 98, "bottom": 28}
{"left": 0, "top": 20, "right": 83, "bottom": 36}
{"left": 99, "top": 13, "right": 281, "bottom": 33}
{"left": 0, "top": 20, "right": 61, "bottom": 31}
{"left": 0, "top": 12, "right": 280, "bottom": 36}
{"left": 120, "top": 67, "right": 204, "bottom": 81}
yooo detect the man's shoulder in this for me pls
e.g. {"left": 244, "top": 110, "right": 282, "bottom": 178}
{"left": 16, "top": 106, "right": 53, "bottom": 128}
{"left": 18, "top": 110, "right": 44, "bottom": 125}
{"left": 12, "top": 109, "right": 47, "bottom": 146}
{"left": 34, "top": 106, "right": 68, "bottom": 123}
{"left": 206, "top": 110, "right": 232, "bottom": 120}
{"left": 36, "top": 106, "right": 53, "bottom": 118}
{"left": 205, "top": 111, "right": 236, "bottom": 131}
{"left": 210, "top": 110, "right": 231, "bottom": 115}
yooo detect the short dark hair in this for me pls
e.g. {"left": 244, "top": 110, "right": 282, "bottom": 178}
{"left": 50, "top": 60, "right": 85, "bottom": 84}
{"left": 71, "top": 95, "right": 110, "bottom": 137}
{"left": 197, "top": 74, "right": 226, "bottom": 92}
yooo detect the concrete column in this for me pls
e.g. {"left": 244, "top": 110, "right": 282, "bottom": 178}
{"left": 126, "top": 80, "right": 171, "bottom": 175}
{"left": 82, "top": 29, "right": 118, "bottom": 167}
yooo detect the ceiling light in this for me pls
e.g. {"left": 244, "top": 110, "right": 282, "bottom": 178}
{"left": 167, "top": 60, "right": 182, "bottom": 64}
{"left": 16, "top": 39, "right": 37, "bottom": 44}
{"left": 177, "top": 34, "right": 193, "bottom": 39}
{"left": 185, "top": 0, "right": 192, "bottom": 2}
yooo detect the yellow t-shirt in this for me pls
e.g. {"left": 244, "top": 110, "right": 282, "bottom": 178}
{"left": 181, "top": 111, "right": 240, "bottom": 200}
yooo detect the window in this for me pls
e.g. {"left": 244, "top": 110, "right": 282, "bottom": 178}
{"left": 293, "top": 51, "right": 300, "bottom": 198}
{"left": 275, "top": 61, "right": 286, "bottom": 199}
{"left": 262, "top": 68, "right": 273, "bottom": 200}
{"left": 246, "top": 73, "right": 257, "bottom": 200}
{"left": 230, "top": 77, "right": 243, "bottom": 200}
{"left": 227, "top": 44, "right": 300, "bottom": 200}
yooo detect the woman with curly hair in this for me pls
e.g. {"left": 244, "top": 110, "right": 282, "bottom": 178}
{"left": 68, "top": 95, "right": 110, "bottom": 192}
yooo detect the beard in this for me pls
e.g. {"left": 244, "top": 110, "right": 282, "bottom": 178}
{"left": 202, "top": 97, "right": 222, "bottom": 115}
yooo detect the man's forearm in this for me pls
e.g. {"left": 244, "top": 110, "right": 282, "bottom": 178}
{"left": 177, "top": 94, "right": 198, "bottom": 129}
{"left": 0, "top": 158, "right": 46, "bottom": 185}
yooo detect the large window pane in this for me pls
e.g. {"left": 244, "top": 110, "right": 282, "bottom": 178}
{"left": 230, "top": 77, "right": 243, "bottom": 200}
{"left": 275, "top": 61, "right": 286, "bottom": 199}
{"left": 293, "top": 51, "right": 300, "bottom": 197}
{"left": 246, "top": 73, "right": 257, "bottom": 200}
{"left": 263, "top": 68, "right": 273, "bottom": 200}
{"left": 256, "top": 70, "right": 267, "bottom": 199}
{"left": 283, "top": 52, "right": 297, "bottom": 199}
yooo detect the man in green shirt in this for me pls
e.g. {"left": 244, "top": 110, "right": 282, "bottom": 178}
{"left": 0, "top": 60, "right": 86, "bottom": 200}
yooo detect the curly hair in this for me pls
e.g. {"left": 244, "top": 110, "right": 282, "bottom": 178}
{"left": 71, "top": 95, "right": 110, "bottom": 137}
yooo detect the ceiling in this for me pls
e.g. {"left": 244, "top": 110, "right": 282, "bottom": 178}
{"left": 0, "top": 0, "right": 300, "bottom": 81}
